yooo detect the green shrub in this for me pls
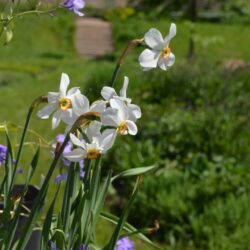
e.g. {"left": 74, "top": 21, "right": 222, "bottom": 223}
{"left": 129, "top": 158, "right": 250, "bottom": 249}
{"left": 106, "top": 61, "right": 250, "bottom": 249}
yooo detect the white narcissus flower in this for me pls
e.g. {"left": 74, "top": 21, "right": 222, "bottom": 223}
{"left": 101, "top": 76, "right": 141, "bottom": 121}
{"left": 101, "top": 98, "right": 138, "bottom": 136}
{"left": 37, "top": 73, "right": 89, "bottom": 129}
{"left": 139, "top": 23, "right": 176, "bottom": 71}
{"left": 65, "top": 99, "right": 106, "bottom": 133}
{"left": 64, "top": 127, "right": 116, "bottom": 161}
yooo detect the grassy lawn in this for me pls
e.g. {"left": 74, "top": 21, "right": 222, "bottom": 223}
{"left": 0, "top": 11, "right": 249, "bottom": 249}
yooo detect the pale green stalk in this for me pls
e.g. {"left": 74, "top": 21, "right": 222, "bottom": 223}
{"left": 110, "top": 38, "right": 144, "bottom": 87}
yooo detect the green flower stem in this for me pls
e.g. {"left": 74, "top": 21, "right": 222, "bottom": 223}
{"left": 10, "top": 96, "right": 47, "bottom": 193}
{"left": 14, "top": 8, "right": 59, "bottom": 18}
{"left": 15, "top": 134, "right": 70, "bottom": 250}
{"left": 106, "top": 177, "right": 141, "bottom": 250}
{"left": 110, "top": 38, "right": 143, "bottom": 87}
{"left": 0, "top": 7, "right": 59, "bottom": 22}
{"left": 0, "top": 7, "right": 59, "bottom": 38}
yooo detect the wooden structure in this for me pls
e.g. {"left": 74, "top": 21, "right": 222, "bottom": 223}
{"left": 75, "top": 17, "right": 114, "bottom": 58}
{"left": 85, "top": 0, "right": 127, "bottom": 8}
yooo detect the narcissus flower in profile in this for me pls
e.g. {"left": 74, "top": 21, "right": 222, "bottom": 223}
{"left": 101, "top": 76, "right": 141, "bottom": 121}
{"left": 37, "top": 73, "right": 88, "bottom": 129}
{"left": 65, "top": 122, "right": 116, "bottom": 161}
{"left": 63, "top": 0, "right": 85, "bottom": 16}
{"left": 139, "top": 23, "right": 176, "bottom": 71}
{"left": 101, "top": 99, "right": 138, "bottom": 136}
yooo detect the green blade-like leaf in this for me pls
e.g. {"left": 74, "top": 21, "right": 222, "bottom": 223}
{"left": 0, "top": 175, "right": 7, "bottom": 199}
{"left": 111, "top": 165, "right": 157, "bottom": 182}
{"left": 61, "top": 162, "right": 77, "bottom": 235}
{"left": 90, "top": 158, "right": 102, "bottom": 206}
{"left": 86, "top": 169, "right": 112, "bottom": 245}
{"left": 69, "top": 185, "right": 84, "bottom": 244}
{"left": 105, "top": 177, "right": 140, "bottom": 250}
{"left": 40, "top": 184, "right": 60, "bottom": 250}
{"left": 26, "top": 146, "right": 40, "bottom": 184}
{"left": 85, "top": 158, "right": 102, "bottom": 244}
{"left": 4, "top": 131, "right": 14, "bottom": 205}
{"left": 93, "top": 169, "right": 112, "bottom": 220}
{"left": 10, "top": 107, "right": 33, "bottom": 192}
{"left": 100, "top": 212, "right": 161, "bottom": 250}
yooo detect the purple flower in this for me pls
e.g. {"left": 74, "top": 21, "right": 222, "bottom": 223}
{"left": 78, "top": 244, "right": 89, "bottom": 250}
{"left": 80, "top": 160, "right": 85, "bottom": 179}
{"left": 0, "top": 144, "right": 7, "bottom": 166}
{"left": 63, "top": 0, "right": 85, "bottom": 16}
{"left": 52, "top": 134, "right": 85, "bottom": 183}
{"left": 17, "top": 167, "right": 24, "bottom": 174}
{"left": 51, "top": 134, "right": 72, "bottom": 167}
{"left": 55, "top": 134, "right": 66, "bottom": 143}
{"left": 115, "top": 237, "right": 135, "bottom": 250}
{"left": 54, "top": 173, "right": 68, "bottom": 184}
{"left": 50, "top": 241, "right": 57, "bottom": 250}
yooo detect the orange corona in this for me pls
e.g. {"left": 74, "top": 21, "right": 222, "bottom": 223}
{"left": 161, "top": 47, "right": 171, "bottom": 59}
{"left": 87, "top": 148, "right": 101, "bottom": 159}
{"left": 59, "top": 97, "right": 72, "bottom": 110}
{"left": 117, "top": 121, "right": 128, "bottom": 135}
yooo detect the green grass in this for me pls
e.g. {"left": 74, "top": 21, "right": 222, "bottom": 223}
{"left": 0, "top": 11, "right": 250, "bottom": 250}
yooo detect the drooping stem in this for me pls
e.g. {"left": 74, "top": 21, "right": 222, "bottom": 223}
{"left": 110, "top": 38, "right": 144, "bottom": 87}
{"left": 10, "top": 96, "right": 47, "bottom": 191}
{"left": 110, "top": 63, "right": 121, "bottom": 88}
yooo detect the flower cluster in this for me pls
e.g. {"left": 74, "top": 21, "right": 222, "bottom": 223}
{"left": 37, "top": 74, "right": 141, "bottom": 162}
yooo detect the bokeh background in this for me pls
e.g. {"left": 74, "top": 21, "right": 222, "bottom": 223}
{"left": 0, "top": 0, "right": 250, "bottom": 249}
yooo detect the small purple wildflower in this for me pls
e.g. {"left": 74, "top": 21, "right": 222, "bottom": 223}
{"left": 50, "top": 241, "right": 57, "bottom": 250}
{"left": 77, "top": 244, "right": 89, "bottom": 250}
{"left": 17, "top": 167, "right": 24, "bottom": 174}
{"left": 63, "top": 0, "right": 85, "bottom": 16}
{"left": 52, "top": 134, "right": 85, "bottom": 183}
{"left": 51, "top": 134, "right": 72, "bottom": 167}
{"left": 115, "top": 237, "right": 135, "bottom": 250}
{"left": 55, "top": 134, "right": 66, "bottom": 143}
{"left": 54, "top": 173, "right": 68, "bottom": 184}
{"left": 0, "top": 144, "right": 7, "bottom": 166}
{"left": 80, "top": 160, "right": 85, "bottom": 179}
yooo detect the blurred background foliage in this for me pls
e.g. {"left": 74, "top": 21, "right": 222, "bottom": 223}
{"left": 0, "top": 0, "right": 250, "bottom": 249}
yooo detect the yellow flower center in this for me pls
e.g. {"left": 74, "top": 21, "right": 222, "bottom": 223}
{"left": 59, "top": 97, "right": 72, "bottom": 111}
{"left": 117, "top": 121, "right": 128, "bottom": 135}
{"left": 87, "top": 148, "right": 100, "bottom": 160}
{"left": 161, "top": 47, "right": 171, "bottom": 59}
